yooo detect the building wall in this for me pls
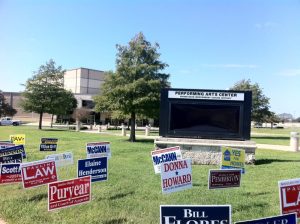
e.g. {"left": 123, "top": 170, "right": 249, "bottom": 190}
{"left": 64, "top": 68, "right": 105, "bottom": 95}
{"left": 3, "top": 92, "right": 52, "bottom": 122}
{"left": 3, "top": 67, "right": 109, "bottom": 124}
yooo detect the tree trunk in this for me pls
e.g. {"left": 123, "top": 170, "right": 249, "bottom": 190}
{"left": 51, "top": 114, "right": 54, "bottom": 128}
{"left": 129, "top": 112, "right": 136, "bottom": 142}
{"left": 38, "top": 112, "right": 43, "bottom": 130}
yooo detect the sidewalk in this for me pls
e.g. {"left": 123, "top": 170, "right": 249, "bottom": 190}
{"left": 256, "top": 144, "right": 299, "bottom": 152}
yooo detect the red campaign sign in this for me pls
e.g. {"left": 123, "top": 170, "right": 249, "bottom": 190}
{"left": 208, "top": 169, "right": 241, "bottom": 189}
{"left": 21, "top": 159, "right": 58, "bottom": 189}
{"left": 48, "top": 176, "right": 91, "bottom": 211}
{"left": 279, "top": 178, "right": 300, "bottom": 218}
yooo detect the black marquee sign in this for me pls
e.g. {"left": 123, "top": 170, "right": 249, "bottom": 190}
{"left": 159, "top": 88, "right": 252, "bottom": 140}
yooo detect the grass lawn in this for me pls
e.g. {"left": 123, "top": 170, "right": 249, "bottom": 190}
{"left": 251, "top": 127, "right": 300, "bottom": 135}
{"left": 1, "top": 126, "right": 300, "bottom": 224}
{"left": 250, "top": 127, "right": 300, "bottom": 145}
{"left": 250, "top": 136, "right": 290, "bottom": 145}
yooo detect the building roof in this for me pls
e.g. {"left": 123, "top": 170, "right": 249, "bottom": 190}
{"left": 65, "top": 67, "right": 105, "bottom": 73}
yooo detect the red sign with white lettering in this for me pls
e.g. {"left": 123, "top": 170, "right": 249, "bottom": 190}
{"left": 279, "top": 178, "right": 300, "bottom": 217}
{"left": 48, "top": 176, "right": 91, "bottom": 211}
{"left": 21, "top": 159, "right": 58, "bottom": 189}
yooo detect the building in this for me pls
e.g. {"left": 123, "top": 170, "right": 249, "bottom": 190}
{"left": 2, "top": 91, "right": 53, "bottom": 122}
{"left": 63, "top": 68, "right": 109, "bottom": 124}
{"left": 3, "top": 67, "right": 109, "bottom": 124}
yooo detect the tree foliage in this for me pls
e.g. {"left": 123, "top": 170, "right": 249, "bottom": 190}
{"left": 72, "top": 107, "right": 90, "bottom": 121}
{"left": 230, "top": 79, "right": 271, "bottom": 123}
{"left": 264, "top": 111, "right": 280, "bottom": 128}
{"left": 0, "top": 91, "right": 17, "bottom": 117}
{"left": 21, "top": 59, "right": 77, "bottom": 129}
{"left": 94, "top": 32, "right": 170, "bottom": 141}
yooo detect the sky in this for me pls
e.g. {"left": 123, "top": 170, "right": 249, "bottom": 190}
{"left": 0, "top": 0, "right": 300, "bottom": 118}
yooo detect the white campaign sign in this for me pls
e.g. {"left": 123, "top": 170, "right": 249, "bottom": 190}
{"left": 161, "top": 158, "right": 192, "bottom": 194}
{"left": 151, "top": 146, "right": 182, "bottom": 174}
{"left": 45, "top": 152, "right": 73, "bottom": 167}
{"left": 86, "top": 142, "right": 111, "bottom": 159}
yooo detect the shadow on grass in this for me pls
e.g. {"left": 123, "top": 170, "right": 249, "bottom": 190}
{"left": 251, "top": 136, "right": 289, "bottom": 141}
{"left": 41, "top": 129, "right": 68, "bottom": 132}
{"left": 28, "top": 193, "right": 48, "bottom": 202}
{"left": 108, "top": 191, "right": 135, "bottom": 200}
{"left": 255, "top": 159, "right": 299, "bottom": 165}
{"left": 103, "top": 218, "right": 127, "bottom": 224}
{"left": 193, "top": 183, "right": 205, "bottom": 187}
{"left": 235, "top": 202, "right": 268, "bottom": 212}
{"left": 242, "top": 191, "right": 271, "bottom": 197}
{"left": 124, "top": 139, "right": 154, "bottom": 144}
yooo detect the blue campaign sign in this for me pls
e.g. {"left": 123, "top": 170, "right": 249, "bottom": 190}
{"left": 0, "top": 153, "right": 22, "bottom": 164}
{"left": 0, "top": 145, "right": 26, "bottom": 159}
{"left": 41, "top": 138, "right": 58, "bottom": 144}
{"left": 160, "top": 205, "right": 231, "bottom": 224}
{"left": 77, "top": 157, "right": 108, "bottom": 183}
{"left": 235, "top": 213, "right": 297, "bottom": 224}
{"left": 40, "top": 144, "right": 57, "bottom": 151}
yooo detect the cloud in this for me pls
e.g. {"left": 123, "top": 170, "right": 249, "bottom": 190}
{"left": 255, "top": 22, "right": 279, "bottom": 29}
{"left": 200, "top": 64, "right": 258, "bottom": 69}
{"left": 280, "top": 69, "right": 300, "bottom": 77}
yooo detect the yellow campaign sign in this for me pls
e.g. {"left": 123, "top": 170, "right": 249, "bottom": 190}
{"left": 221, "top": 147, "right": 245, "bottom": 169}
{"left": 10, "top": 134, "right": 25, "bottom": 145}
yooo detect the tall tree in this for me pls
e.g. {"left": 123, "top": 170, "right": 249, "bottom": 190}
{"left": 48, "top": 89, "right": 78, "bottom": 127}
{"left": 264, "top": 112, "right": 280, "bottom": 128}
{"left": 20, "top": 59, "right": 71, "bottom": 129}
{"left": 230, "top": 79, "right": 271, "bottom": 123}
{"left": 94, "top": 32, "right": 170, "bottom": 142}
{"left": 0, "top": 91, "right": 17, "bottom": 117}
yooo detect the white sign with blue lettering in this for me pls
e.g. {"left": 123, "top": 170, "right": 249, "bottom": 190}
{"left": 45, "top": 152, "right": 73, "bottom": 167}
{"left": 151, "top": 146, "right": 182, "bottom": 174}
{"left": 86, "top": 142, "right": 111, "bottom": 159}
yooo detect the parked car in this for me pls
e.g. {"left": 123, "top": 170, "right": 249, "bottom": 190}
{"left": 0, "top": 117, "right": 21, "bottom": 126}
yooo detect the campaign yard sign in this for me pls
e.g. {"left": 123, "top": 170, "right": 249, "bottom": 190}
{"left": 45, "top": 152, "right": 73, "bottom": 167}
{"left": 0, "top": 145, "right": 24, "bottom": 164}
{"left": 78, "top": 157, "right": 108, "bottom": 182}
{"left": 0, "top": 142, "right": 15, "bottom": 149}
{"left": 41, "top": 138, "right": 58, "bottom": 144}
{"left": 235, "top": 213, "right": 297, "bottom": 224}
{"left": 0, "top": 145, "right": 26, "bottom": 160}
{"left": 151, "top": 146, "right": 182, "bottom": 174}
{"left": 161, "top": 159, "right": 192, "bottom": 194}
{"left": 40, "top": 138, "right": 58, "bottom": 152}
{"left": 221, "top": 147, "right": 245, "bottom": 173}
{"left": 10, "top": 134, "right": 25, "bottom": 145}
{"left": 208, "top": 169, "right": 241, "bottom": 190}
{"left": 86, "top": 142, "right": 111, "bottom": 159}
{"left": 160, "top": 205, "right": 231, "bottom": 224}
{"left": 48, "top": 176, "right": 91, "bottom": 211}
{"left": 279, "top": 178, "right": 300, "bottom": 217}
{"left": 0, "top": 163, "right": 22, "bottom": 184}
{"left": 21, "top": 159, "right": 58, "bottom": 189}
